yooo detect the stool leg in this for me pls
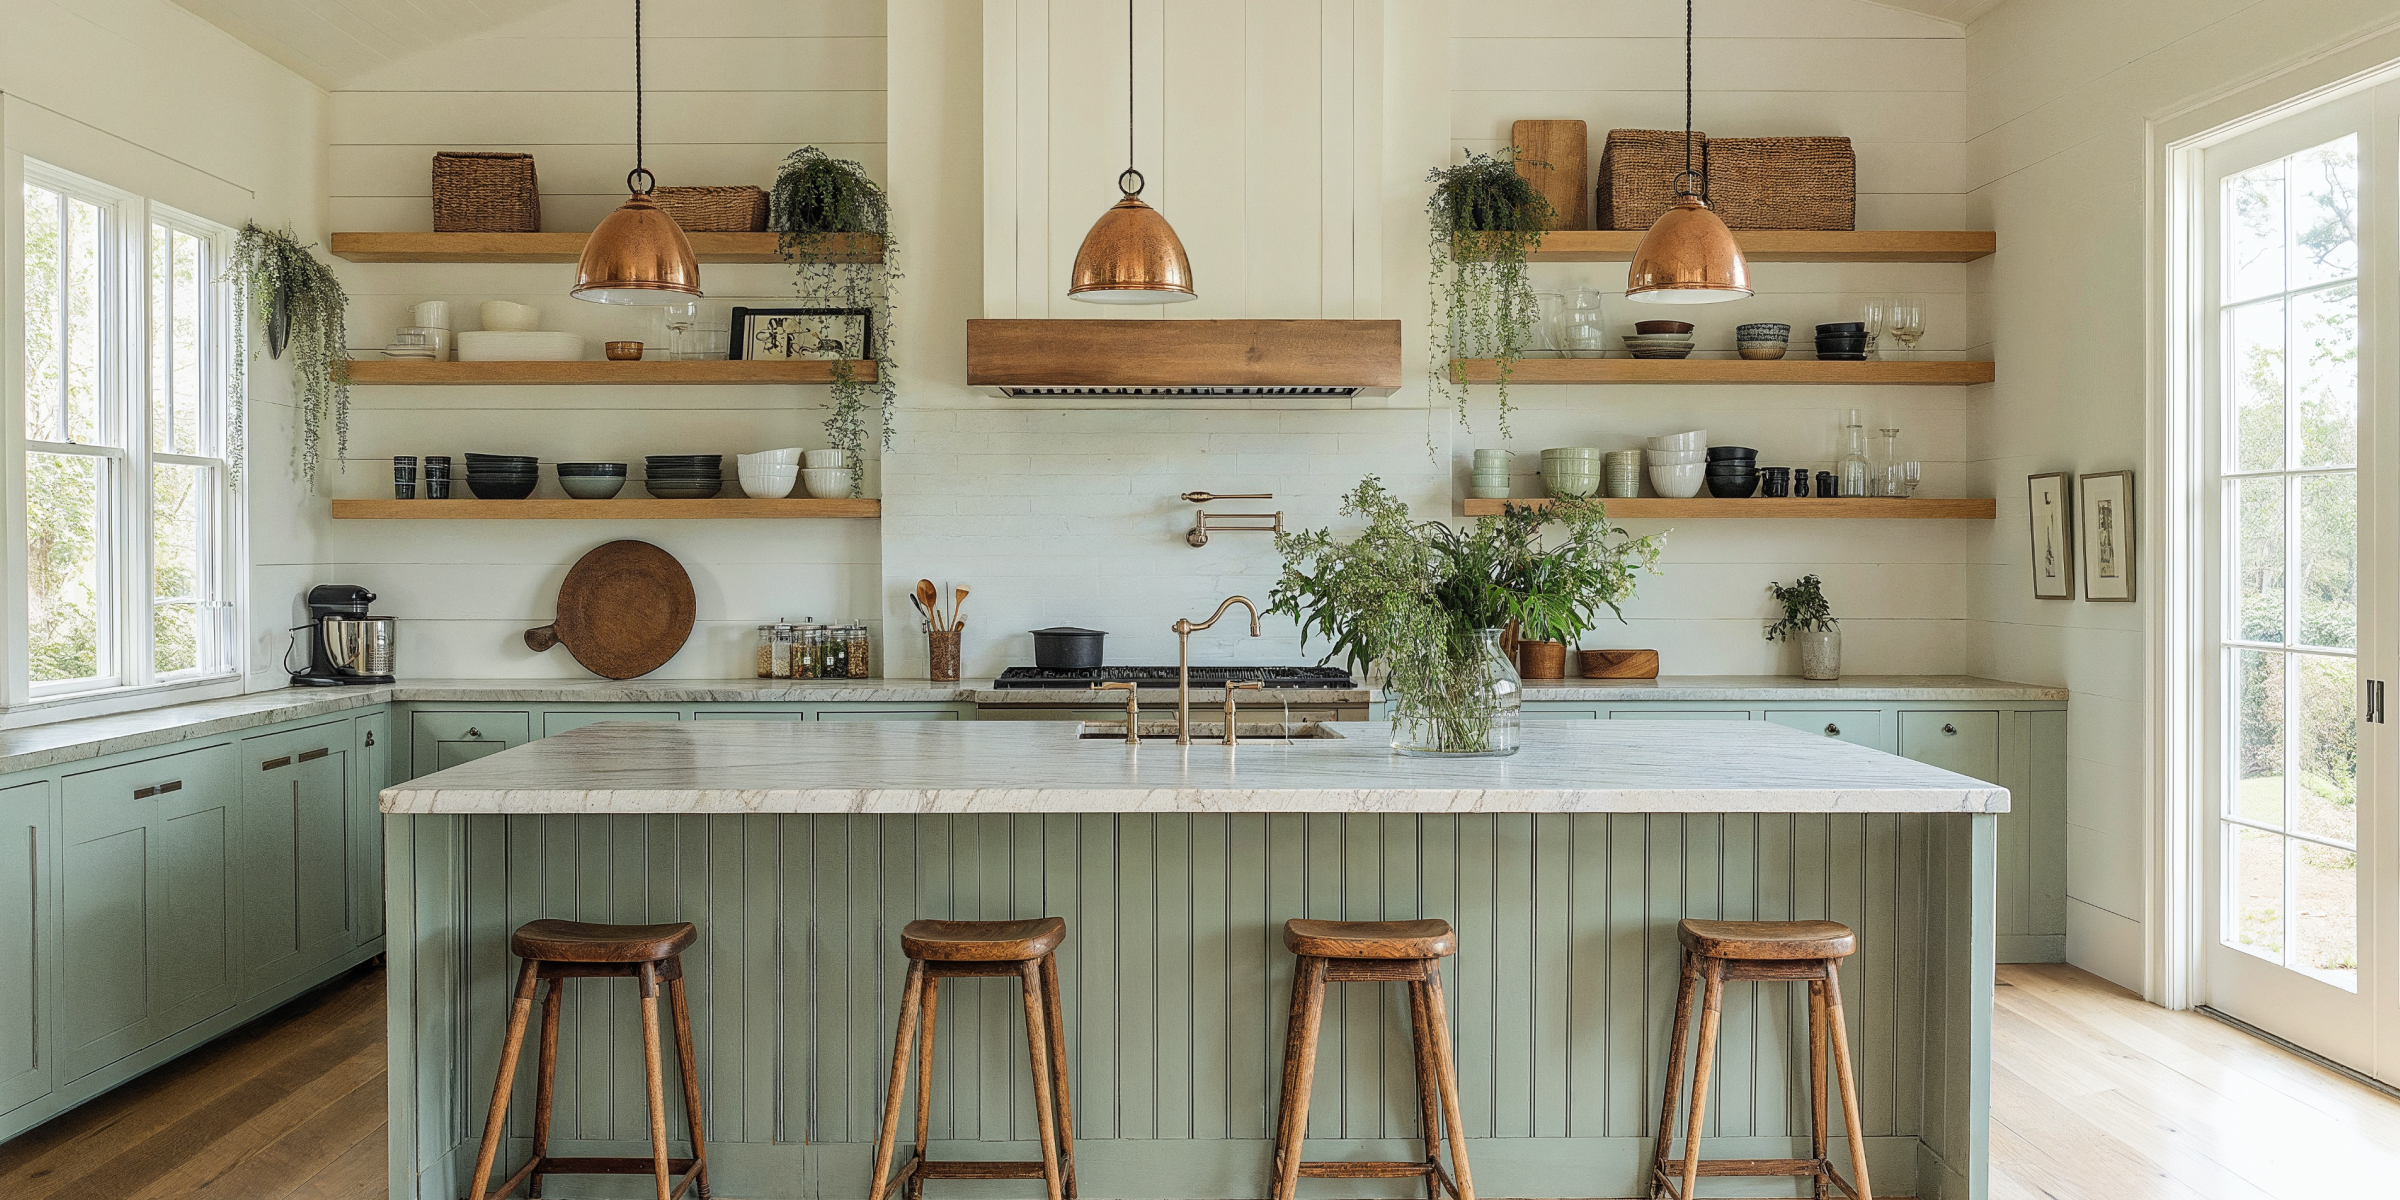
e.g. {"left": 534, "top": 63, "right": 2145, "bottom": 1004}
{"left": 637, "top": 962, "right": 674, "bottom": 1200}
{"left": 1406, "top": 976, "right": 1441, "bottom": 1200}
{"left": 1040, "top": 952, "right": 1079, "bottom": 1199}
{"left": 1676, "top": 959, "right": 1726, "bottom": 1200}
{"left": 529, "top": 976, "right": 563, "bottom": 1198}
{"left": 1270, "top": 955, "right": 1329, "bottom": 1200}
{"left": 1017, "top": 960, "right": 1065, "bottom": 1200}
{"left": 1823, "top": 964, "right": 1873, "bottom": 1200}
{"left": 908, "top": 974, "right": 939, "bottom": 1200}
{"left": 1420, "top": 964, "right": 1476, "bottom": 1200}
{"left": 466, "top": 959, "right": 541, "bottom": 1200}
{"left": 1650, "top": 953, "right": 1704, "bottom": 1198}
{"left": 1808, "top": 975, "right": 1830, "bottom": 1200}
{"left": 869, "top": 961, "right": 927, "bottom": 1200}
{"left": 668, "top": 975, "right": 712, "bottom": 1200}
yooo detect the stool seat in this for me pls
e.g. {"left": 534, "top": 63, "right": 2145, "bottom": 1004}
{"left": 1283, "top": 918, "right": 1456, "bottom": 960}
{"left": 511, "top": 918, "right": 697, "bottom": 963}
{"left": 1677, "top": 918, "right": 1854, "bottom": 961}
{"left": 902, "top": 916, "right": 1068, "bottom": 962}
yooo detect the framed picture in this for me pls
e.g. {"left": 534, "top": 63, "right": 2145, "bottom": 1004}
{"left": 728, "top": 306, "right": 872, "bottom": 361}
{"left": 2027, "top": 472, "right": 2074, "bottom": 599}
{"left": 2078, "top": 470, "right": 2135, "bottom": 602}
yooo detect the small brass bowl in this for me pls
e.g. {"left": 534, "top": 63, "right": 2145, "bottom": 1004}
{"left": 605, "top": 341, "right": 644, "bottom": 361}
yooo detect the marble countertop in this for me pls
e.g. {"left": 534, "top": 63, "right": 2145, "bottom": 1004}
{"left": 380, "top": 718, "right": 2010, "bottom": 816}
{"left": 1518, "top": 674, "right": 2069, "bottom": 701}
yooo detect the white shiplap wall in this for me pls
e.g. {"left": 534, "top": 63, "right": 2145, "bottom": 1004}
{"left": 323, "top": 0, "right": 891, "bottom": 678}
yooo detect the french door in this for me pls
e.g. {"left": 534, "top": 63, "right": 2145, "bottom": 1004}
{"left": 2199, "top": 87, "right": 2398, "bottom": 1079}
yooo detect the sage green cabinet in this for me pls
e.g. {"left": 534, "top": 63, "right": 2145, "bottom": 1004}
{"left": 542, "top": 710, "right": 679, "bottom": 737}
{"left": 1898, "top": 711, "right": 2000, "bottom": 779}
{"left": 1610, "top": 709, "right": 1750, "bottom": 720}
{"left": 237, "top": 722, "right": 355, "bottom": 995}
{"left": 816, "top": 708, "right": 963, "bottom": 721}
{"left": 0, "top": 780, "right": 50, "bottom": 1116}
{"left": 58, "top": 743, "right": 235, "bottom": 1082}
{"left": 1766, "top": 709, "right": 1883, "bottom": 749}
{"left": 353, "top": 712, "right": 388, "bottom": 944}
{"left": 411, "top": 711, "right": 529, "bottom": 777}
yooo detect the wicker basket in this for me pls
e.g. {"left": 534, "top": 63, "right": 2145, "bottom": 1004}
{"left": 654, "top": 185, "right": 770, "bottom": 233}
{"left": 1595, "top": 128, "right": 1709, "bottom": 231}
{"left": 1702, "top": 136, "right": 1855, "bottom": 230}
{"left": 431, "top": 152, "right": 540, "bottom": 233}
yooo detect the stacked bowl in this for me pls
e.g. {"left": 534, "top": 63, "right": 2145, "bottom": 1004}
{"left": 1471, "top": 449, "right": 1510, "bottom": 499}
{"left": 1645, "top": 429, "right": 1707, "bottom": 498}
{"left": 737, "top": 448, "right": 801, "bottom": 498}
{"left": 802, "top": 448, "right": 857, "bottom": 498}
{"left": 1603, "top": 449, "right": 1644, "bottom": 498}
{"left": 1539, "top": 447, "right": 1603, "bottom": 498}
{"left": 1815, "top": 322, "right": 1869, "bottom": 361}
{"left": 1705, "top": 446, "right": 1759, "bottom": 498}
{"left": 1624, "top": 319, "right": 1696, "bottom": 360}
{"left": 645, "top": 454, "right": 724, "bottom": 499}
{"left": 1736, "top": 322, "right": 1791, "bottom": 360}
{"left": 462, "top": 453, "right": 538, "bottom": 500}
{"left": 555, "top": 462, "right": 627, "bottom": 500}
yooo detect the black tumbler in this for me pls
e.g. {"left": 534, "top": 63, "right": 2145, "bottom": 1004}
{"left": 1816, "top": 471, "right": 1839, "bottom": 498}
{"left": 1762, "top": 466, "right": 1791, "bottom": 498}
{"left": 394, "top": 455, "right": 418, "bottom": 499}
{"left": 1793, "top": 470, "right": 1810, "bottom": 498}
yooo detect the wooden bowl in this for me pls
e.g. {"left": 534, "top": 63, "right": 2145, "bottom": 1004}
{"left": 605, "top": 341, "right": 645, "bottom": 361}
{"left": 1579, "top": 648, "right": 1660, "bottom": 678}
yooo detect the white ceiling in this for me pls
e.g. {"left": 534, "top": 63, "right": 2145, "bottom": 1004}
{"left": 1861, "top": 0, "right": 2008, "bottom": 24}
{"left": 168, "top": 0, "right": 578, "bottom": 90}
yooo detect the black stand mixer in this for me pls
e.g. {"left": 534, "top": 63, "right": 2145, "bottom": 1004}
{"left": 288, "top": 584, "right": 397, "bottom": 686}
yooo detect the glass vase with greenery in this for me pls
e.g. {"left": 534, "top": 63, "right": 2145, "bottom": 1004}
{"left": 1426, "top": 148, "right": 1554, "bottom": 441}
{"left": 1765, "top": 574, "right": 1842, "bottom": 679}
{"left": 229, "top": 223, "right": 349, "bottom": 487}
{"left": 1273, "top": 481, "right": 1663, "bottom": 755}
{"left": 770, "top": 146, "right": 898, "bottom": 492}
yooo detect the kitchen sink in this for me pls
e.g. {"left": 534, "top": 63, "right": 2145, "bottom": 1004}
{"left": 1076, "top": 720, "right": 1347, "bottom": 743}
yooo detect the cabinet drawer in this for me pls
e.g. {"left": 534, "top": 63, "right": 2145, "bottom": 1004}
{"left": 543, "top": 710, "right": 681, "bottom": 737}
{"left": 1524, "top": 705, "right": 1602, "bottom": 720}
{"left": 1899, "top": 711, "right": 2000, "bottom": 782}
{"left": 1610, "top": 710, "right": 1750, "bottom": 721}
{"left": 816, "top": 709, "right": 963, "bottom": 721}
{"left": 410, "top": 712, "right": 530, "bottom": 777}
{"left": 693, "top": 710, "right": 805, "bottom": 722}
{"left": 1765, "top": 710, "right": 1883, "bottom": 749}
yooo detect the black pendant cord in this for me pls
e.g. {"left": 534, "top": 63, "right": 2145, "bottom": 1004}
{"left": 1683, "top": 0, "right": 1694, "bottom": 181}
{"left": 628, "top": 0, "right": 652, "bottom": 195}
{"left": 1119, "top": 0, "right": 1144, "bottom": 197}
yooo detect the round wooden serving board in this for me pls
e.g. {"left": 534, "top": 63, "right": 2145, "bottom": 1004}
{"left": 523, "top": 540, "right": 696, "bottom": 679}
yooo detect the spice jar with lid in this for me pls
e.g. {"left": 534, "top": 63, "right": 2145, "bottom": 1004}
{"left": 769, "top": 624, "right": 798, "bottom": 679}
{"left": 822, "top": 626, "right": 847, "bottom": 679}
{"left": 794, "top": 625, "right": 824, "bottom": 679}
{"left": 755, "top": 624, "right": 778, "bottom": 678}
{"left": 845, "top": 624, "right": 871, "bottom": 677}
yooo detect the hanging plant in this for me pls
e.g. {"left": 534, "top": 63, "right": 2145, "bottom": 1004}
{"left": 228, "top": 223, "right": 350, "bottom": 489}
{"left": 770, "top": 147, "right": 898, "bottom": 494}
{"left": 1425, "top": 147, "right": 1553, "bottom": 443}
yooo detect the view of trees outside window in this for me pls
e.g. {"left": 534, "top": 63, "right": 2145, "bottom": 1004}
{"left": 151, "top": 225, "right": 208, "bottom": 675}
{"left": 23, "top": 183, "right": 107, "bottom": 685}
{"left": 2222, "top": 134, "right": 2360, "bottom": 985}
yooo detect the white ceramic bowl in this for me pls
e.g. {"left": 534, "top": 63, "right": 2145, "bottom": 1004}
{"left": 739, "top": 448, "right": 806, "bottom": 469}
{"left": 802, "top": 448, "right": 853, "bottom": 469}
{"left": 802, "top": 467, "right": 856, "bottom": 498}
{"left": 1646, "top": 448, "right": 1708, "bottom": 464}
{"left": 457, "top": 331, "right": 584, "bottom": 361}
{"left": 1540, "top": 446, "right": 1604, "bottom": 460}
{"left": 739, "top": 467, "right": 799, "bottom": 498}
{"left": 479, "top": 300, "right": 541, "bottom": 332}
{"left": 1649, "top": 462, "right": 1706, "bottom": 498}
{"left": 1472, "top": 449, "right": 1509, "bottom": 469}
{"left": 1648, "top": 430, "right": 1707, "bottom": 451}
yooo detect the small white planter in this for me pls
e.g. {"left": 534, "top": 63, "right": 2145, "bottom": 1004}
{"left": 1798, "top": 628, "right": 1842, "bottom": 680}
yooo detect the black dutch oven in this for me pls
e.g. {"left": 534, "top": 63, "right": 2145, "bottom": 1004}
{"left": 1030, "top": 626, "right": 1107, "bottom": 669}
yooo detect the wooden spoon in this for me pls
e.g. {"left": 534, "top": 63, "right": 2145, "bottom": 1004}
{"left": 916, "top": 579, "right": 943, "bottom": 630}
{"left": 951, "top": 584, "right": 970, "bottom": 629}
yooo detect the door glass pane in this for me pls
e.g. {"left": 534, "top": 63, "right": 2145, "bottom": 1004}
{"left": 2236, "top": 649, "right": 2285, "bottom": 824}
{"left": 27, "top": 452, "right": 103, "bottom": 683}
{"left": 2295, "top": 842, "right": 2358, "bottom": 985}
{"left": 2294, "top": 283, "right": 2357, "bottom": 468}
{"left": 2231, "top": 299, "right": 2284, "bottom": 472}
{"left": 2290, "top": 134, "right": 2358, "bottom": 289}
{"left": 2236, "top": 477, "right": 2284, "bottom": 642}
{"left": 2226, "top": 158, "right": 2287, "bottom": 301}
{"left": 2295, "top": 473, "right": 2356, "bottom": 649}
{"left": 2293, "top": 653, "right": 2357, "bottom": 844}
{"left": 2231, "top": 824, "right": 2285, "bottom": 961}
{"left": 153, "top": 463, "right": 204, "bottom": 675}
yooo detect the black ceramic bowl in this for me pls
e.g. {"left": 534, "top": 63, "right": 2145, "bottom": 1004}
{"left": 1815, "top": 334, "right": 1869, "bottom": 346}
{"left": 1706, "top": 446, "right": 1758, "bottom": 461}
{"left": 1816, "top": 351, "right": 1869, "bottom": 361}
{"left": 555, "top": 462, "right": 628, "bottom": 476}
{"left": 1706, "top": 474, "right": 1760, "bottom": 498}
{"left": 644, "top": 480, "right": 724, "bottom": 499}
{"left": 1706, "top": 462, "right": 1758, "bottom": 475}
{"left": 466, "top": 475, "right": 538, "bottom": 500}
{"left": 1816, "top": 322, "right": 1865, "bottom": 334}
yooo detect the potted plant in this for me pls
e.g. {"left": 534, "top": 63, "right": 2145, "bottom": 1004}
{"left": 1426, "top": 148, "right": 1554, "bottom": 439}
{"left": 229, "top": 224, "right": 350, "bottom": 487}
{"left": 1273, "top": 481, "right": 1662, "bottom": 756}
{"left": 769, "top": 147, "right": 898, "bottom": 491}
{"left": 1766, "top": 574, "right": 1840, "bottom": 680}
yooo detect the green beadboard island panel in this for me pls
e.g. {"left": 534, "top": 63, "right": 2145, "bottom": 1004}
{"left": 391, "top": 812, "right": 1994, "bottom": 1200}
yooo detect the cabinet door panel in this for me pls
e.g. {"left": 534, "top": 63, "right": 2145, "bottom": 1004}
{"left": 59, "top": 822, "right": 148, "bottom": 1079}
{"left": 410, "top": 712, "right": 530, "bottom": 777}
{"left": 153, "top": 792, "right": 233, "bottom": 1031}
{"left": 1765, "top": 710, "right": 1884, "bottom": 749}
{"left": 237, "top": 737, "right": 299, "bottom": 983}
{"left": 1898, "top": 711, "right": 2001, "bottom": 781}
{"left": 353, "top": 712, "right": 389, "bottom": 945}
{"left": 292, "top": 753, "right": 352, "bottom": 960}
{"left": 0, "top": 781, "right": 47, "bottom": 1114}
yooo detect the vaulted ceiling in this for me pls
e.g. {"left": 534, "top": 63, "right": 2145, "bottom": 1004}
{"left": 167, "top": 0, "right": 578, "bottom": 89}
{"left": 1863, "top": 0, "right": 2007, "bottom": 23}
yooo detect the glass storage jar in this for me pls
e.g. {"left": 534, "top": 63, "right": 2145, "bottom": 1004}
{"left": 845, "top": 625, "right": 871, "bottom": 678}
{"left": 755, "top": 625, "right": 777, "bottom": 678}
{"left": 795, "top": 625, "right": 824, "bottom": 679}
{"left": 769, "top": 624, "right": 797, "bottom": 679}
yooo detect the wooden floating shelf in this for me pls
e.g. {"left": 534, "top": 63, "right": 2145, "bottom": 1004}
{"left": 332, "top": 498, "right": 880, "bottom": 520}
{"left": 344, "top": 359, "right": 874, "bottom": 386}
{"left": 329, "top": 231, "right": 881, "bottom": 264}
{"left": 1458, "top": 229, "right": 1995, "bottom": 263}
{"left": 1451, "top": 358, "right": 1995, "bottom": 385}
{"left": 1463, "top": 497, "right": 1995, "bottom": 520}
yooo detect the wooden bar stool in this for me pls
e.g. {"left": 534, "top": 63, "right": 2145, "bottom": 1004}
{"left": 1270, "top": 919, "right": 1474, "bottom": 1200}
{"left": 1650, "top": 920, "right": 1870, "bottom": 1200}
{"left": 465, "top": 919, "right": 710, "bottom": 1200}
{"left": 867, "top": 917, "right": 1076, "bottom": 1200}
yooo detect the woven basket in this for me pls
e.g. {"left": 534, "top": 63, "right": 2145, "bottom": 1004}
{"left": 654, "top": 185, "right": 769, "bottom": 233}
{"left": 1701, "top": 136, "right": 1855, "bottom": 230}
{"left": 1595, "top": 128, "right": 1708, "bottom": 231}
{"left": 431, "top": 152, "right": 540, "bottom": 233}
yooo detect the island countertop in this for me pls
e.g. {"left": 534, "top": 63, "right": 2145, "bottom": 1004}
{"left": 379, "top": 717, "right": 2010, "bottom": 815}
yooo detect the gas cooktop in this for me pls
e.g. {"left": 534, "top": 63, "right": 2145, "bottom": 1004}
{"left": 992, "top": 666, "right": 1357, "bottom": 690}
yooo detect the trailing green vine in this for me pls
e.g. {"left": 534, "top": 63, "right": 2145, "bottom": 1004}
{"left": 228, "top": 223, "right": 350, "bottom": 489}
{"left": 771, "top": 147, "right": 897, "bottom": 494}
{"left": 1426, "top": 148, "right": 1553, "bottom": 445}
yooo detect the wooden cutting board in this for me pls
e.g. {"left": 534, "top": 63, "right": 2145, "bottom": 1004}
{"left": 1513, "top": 119, "right": 1589, "bottom": 230}
{"left": 1579, "top": 649, "right": 1660, "bottom": 679}
{"left": 524, "top": 540, "right": 696, "bottom": 679}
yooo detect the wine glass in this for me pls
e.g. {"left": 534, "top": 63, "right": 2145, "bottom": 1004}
{"left": 656, "top": 298, "right": 701, "bottom": 359}
{"left": 1885, "top": 297, "right": 1926, "bottom": 359}
{"left": 1861, "top": 299, "right": 1887, "bottom": 360}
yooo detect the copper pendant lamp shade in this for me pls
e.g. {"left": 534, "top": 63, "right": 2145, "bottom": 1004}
{"left": 1626, "top": 0, "right": 1749, "bottom": 305}
{"left": 573, "top": 0, "right": 702, "bottom": 305}
{"left": 1070, "top": 3, "right": 1195, "bottom": 304}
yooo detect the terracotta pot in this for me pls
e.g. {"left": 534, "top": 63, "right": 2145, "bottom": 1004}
{"left": 1517, "top": 639, "right": 1567, "bottom": 679}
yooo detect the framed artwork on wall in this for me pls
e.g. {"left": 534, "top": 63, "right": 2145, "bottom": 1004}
{"left": 727, "top": 306, "right": 872, "bottom": 361}
{"left": 2028, "top": 472, "right": 2074, "bottom": 599}
{"left": 2078, "top": 470, "right": 2135, "bottom": 602}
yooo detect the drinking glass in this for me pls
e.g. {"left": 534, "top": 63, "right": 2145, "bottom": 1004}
{"left": 1528, "top": 291, "right": 1565, "bottom": 356}
{"left": 1886, "top": 297, "right": 1926, "bottom": 359}
{"left": 656, "top": 299, "right": 701, "bottom": 359}
{"left": 1901, "top": 460, "right": 1923, "bottom": 498}
{"left": 1861, "top": 299, "right": 1887, "bottom": 360}
{"left": 1562, "top": 287, "right": 1609, "bottom": 357}
{"left": 1877, "top": 428, "right": 1904, "bottom": 497}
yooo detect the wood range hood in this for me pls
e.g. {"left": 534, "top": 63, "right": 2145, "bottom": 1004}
{"left": 966, "top": 319, "right": 1402, "bottom": 400}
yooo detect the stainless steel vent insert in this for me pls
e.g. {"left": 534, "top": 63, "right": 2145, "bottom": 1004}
{"left": 994, "top": 385, "right": 1361, "bottom": 399}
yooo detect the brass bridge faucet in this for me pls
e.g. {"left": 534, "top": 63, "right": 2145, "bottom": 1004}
{"left": 1222, "top": 681, "right": 1263, "bottom": 747}
{"left": 1093, "top": 681, "right": 1140, "bottom": 745}
{"left": 1172, "top": 595, "right": 1262, "bottom": 745}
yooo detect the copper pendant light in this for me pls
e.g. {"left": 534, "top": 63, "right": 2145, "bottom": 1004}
{"left": 574, "top": 0, "right": 701, "bottom": 305}
{"left": 1069, "top": 1, "right": 1194, "bottom": 304}
{"left": 1625, "top": 0, "right": 1750, "bottom": 305}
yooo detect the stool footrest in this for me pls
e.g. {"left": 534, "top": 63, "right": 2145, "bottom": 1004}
{"left": 1298, "top": 1160, "right": 1436, "bottom": 1179}
{"left": 537, "top": 1154, "right": 701, "bottom": 1176}
{"left": 1651, "top": 1159, "right": 1861, "bottom": 1198}
{"left": 914, "top": 1160, "right": 1058, "bottom": 1180}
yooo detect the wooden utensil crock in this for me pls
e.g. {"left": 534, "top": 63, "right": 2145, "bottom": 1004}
{"left": 524, "top": 540, "right": 697, "bottom": 679}
{"left": 1518, "top": 639, "right": 1567, "bottom": 679}
{"left": 1579, "top": 648, "right": 1660, "bottom": 679}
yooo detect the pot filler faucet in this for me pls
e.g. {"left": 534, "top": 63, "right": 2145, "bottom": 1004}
{"left": 1173, "top": 596, "right": 1261, "bottom": 745}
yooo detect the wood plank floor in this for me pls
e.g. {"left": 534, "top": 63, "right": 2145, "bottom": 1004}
{"left": 1, "top": 962, "right": 2393, "bottom": 1199}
